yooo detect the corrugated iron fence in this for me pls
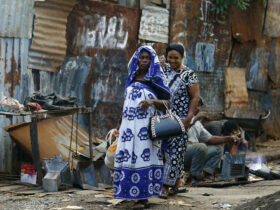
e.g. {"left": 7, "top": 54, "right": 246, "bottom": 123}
{"left": 0, "top": 0, "right": 280, "bottom": 172}
{"left": 0, "top": 0, "right": 34, "bottom": 172}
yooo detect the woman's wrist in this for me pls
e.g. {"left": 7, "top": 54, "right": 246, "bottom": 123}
{"left": 183, "top": 117, "right": 192, "bottom": 129}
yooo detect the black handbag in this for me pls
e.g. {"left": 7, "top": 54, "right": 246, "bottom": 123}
{"left": 149, "top": 101, "right": 186, "bottom": 140}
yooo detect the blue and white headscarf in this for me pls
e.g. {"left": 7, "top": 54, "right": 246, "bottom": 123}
{"left": 126, "top": 46, "right": 170, "bottom": 100}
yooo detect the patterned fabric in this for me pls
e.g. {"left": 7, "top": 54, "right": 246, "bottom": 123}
{"left": 162, "top": 65, "right": 198, "bottom": 186}
{"left": 163, "top": 65, "right": 198, "bottom": 118}
{"left": 126, "top": 46, "right": 170, "bottom": 100}
{"left": 114, "top": 82, "right": 164, "bottom": 200}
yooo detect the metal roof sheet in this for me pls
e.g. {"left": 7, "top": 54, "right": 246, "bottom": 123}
{"left": 0, "top": 0, "right": 35, "bottom": 39}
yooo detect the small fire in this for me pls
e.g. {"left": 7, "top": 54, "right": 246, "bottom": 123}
{"left": 246, "top": 154, "right": 265, "bottom": 171}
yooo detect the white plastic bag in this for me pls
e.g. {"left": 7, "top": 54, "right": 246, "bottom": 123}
{"left": 104, "top": 129, "right": 118, "bottom": 169}
{"left": 0, "top": 96, "right": 24, "bottom": 111}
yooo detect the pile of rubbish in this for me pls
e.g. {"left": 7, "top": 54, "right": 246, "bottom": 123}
{"left": 24, "top": 92, "right": 77, "bottom": 111}
{"left": 0, "top": 96, "right": 24, "bottom": 112}
{"left": 0, "top": 93, "right": 78, "bottom": 113}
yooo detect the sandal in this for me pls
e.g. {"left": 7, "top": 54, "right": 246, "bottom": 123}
{"left": 131, "top": 199, "right": 150, "bottom": 209}
{"left": 170, "top": 186, "right": 188, "bottom": 194}
{"left": 159, "top": 185, "right": 170, "bottom": 199}
{"left": 159, "top": 190, "right": 169, "bottom": 199}
{"left": 169, "top": 177, "right": 187, "bottom": 195}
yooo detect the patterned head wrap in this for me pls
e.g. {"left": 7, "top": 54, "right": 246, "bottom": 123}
{"left": 126, "top": 46, "right": 170, "bottom": 100}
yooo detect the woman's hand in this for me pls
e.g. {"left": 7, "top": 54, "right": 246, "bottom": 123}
{"left": 183, "top": 117, "right": 192, "bottom": 129}
{"left": 139, "top": 100, "right": 155, "bottom": 112}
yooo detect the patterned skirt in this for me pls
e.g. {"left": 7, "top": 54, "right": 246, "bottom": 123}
{"left": 162, "top": 133, "right": 188, "bottom": 186}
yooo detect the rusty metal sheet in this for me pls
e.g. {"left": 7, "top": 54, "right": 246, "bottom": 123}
{"left": 197, "top": 68, "right": 225, "bottom": 115}
{"left": 119, "top": 0, "right": 139, "bottom": 8}
{"left": 209, "top": 13, "right": 232, "bottom": 69}
{"left": 170, "top": 0, "right": 232, "bottom": 69}
{"left": 65, "top": 1, "right": 140, "bottom": 138}
{"left": 0, "top": 116, "right": 13, "bottom": 173}
{"left": 38, "top": 56, "right": 92, "bottom": 104}
{"left": 263, "top": 90, "right": 280, "bottom": 138}
{"left": 67, "top": 1, "right": 140, "bottom": 58}
{"left": 36, "top": 56, "right": 92, "bottom": 130}
{"left": 247, "top": 90, "right": 271, "bottom": 113}
{"left": 140, "top": 0, "right": 170, "bottom": 9}
{"left": 146, "top": 42, "right": 168, "bottom": 58}
{"left": 246, "top": 37, "right": 271, "bottom": 92}
{"left": 264, "top": 0, "right": 280, "bottom": 37}
{"left": 268, "top": 38, "right": 280, "bottom": 88}
{"left": 139, "top": 6, "right": 169, "bottom": 43}
{"left": 89, "top": 50, "right": 128, "bottom": 137}
{"left": 0, "top": 38, "right": 33, "bottom": 100}
{"left": 169, "top": 0, "right": 231, "bottom": 115}
{"left": 231, "top": 1, "right": 265, "bottom": 43}
{"left": 169, "top": 0, "right": 188, "bottom": 48}
{"left": 0, "top": 37, "right": 32, "bottom": 173}
{"left": 0, "top": 0, "right": 35, "bottom": 39}
{"left": 28, "top": 0, "right": 76, "bottom": 72}
{"left": 228, "top": 42, "right": 255, "bottom": 67}
{"left": 246, "top": 90, "right": 279, "bottom": 137}
{"left": 195, "top": 42, "right": 215, "bottom": 72}
{"left": 5, "top": 116, "right": 99, "bottom": 167}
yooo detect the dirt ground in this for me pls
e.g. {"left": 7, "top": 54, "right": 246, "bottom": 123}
{"left": 0, "top": 139, "right": 279, "bottom": 210}
{"left": 233, "top": 190, "right": 280, "bottom": 210}
{"left": 0, "top": 179, "right": 279, "bottom": 210}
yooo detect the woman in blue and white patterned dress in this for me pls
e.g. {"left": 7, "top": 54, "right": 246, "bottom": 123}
{"left": 161, "top": 43, "right": 200, "bottom": 197}
{"left": 113, "top": 46, "right": 170, "bottom": 208}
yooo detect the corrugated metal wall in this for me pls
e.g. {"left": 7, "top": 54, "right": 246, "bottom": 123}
{"left": 167, "top": 0, "right": 280, "bottom": 137}
{"left": 28, "top": 0, "right": 75, "bottom": 72}
{"left": 28, "top": 0, "right": 76, "bottom": 72}
{"left": 169, "top": 0, "right": 232, "bottom": 117}
{"left": 1, "top": 0, "right": 280, "bottom": 173}
{"left": 34, "top": 0, "right": 140, "bottom": 138}
{"left": 0, "top": 0, "right": 34, "bottom": 39}
{"left": 0, "top": 38, "right": 32, "bottom": 172}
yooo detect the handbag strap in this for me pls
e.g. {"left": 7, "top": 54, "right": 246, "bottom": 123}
{"left": 105, "top": 129, "right": 118, "bottom": 145}
{"left": 161, "top": 100, "right": 174, "bottom": 117}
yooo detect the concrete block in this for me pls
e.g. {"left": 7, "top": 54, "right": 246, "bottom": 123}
{"left": 43, "top": 172, "right": 60, "bottom": 192}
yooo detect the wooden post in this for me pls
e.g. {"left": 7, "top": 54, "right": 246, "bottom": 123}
{"left": 30, "top": 114, "right": 43, "bottom": 184}
{"left": 87, "top": 109, "right": 93, "bottom": 161}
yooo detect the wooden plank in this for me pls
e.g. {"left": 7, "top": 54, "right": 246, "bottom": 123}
{"left": 88, "top": 111, "right": 93, "bottom": 160}
{"left": 0, "top": 111, "right": 21, "bottom": 116}
{"left": 0, "top": 185, "right": 24, "bottom": 192}
{"left": 0, "top": 107, "right": 90, "bottom": 117}
{"left": 30, "top": 116, "right": 43, "bottom": 185}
